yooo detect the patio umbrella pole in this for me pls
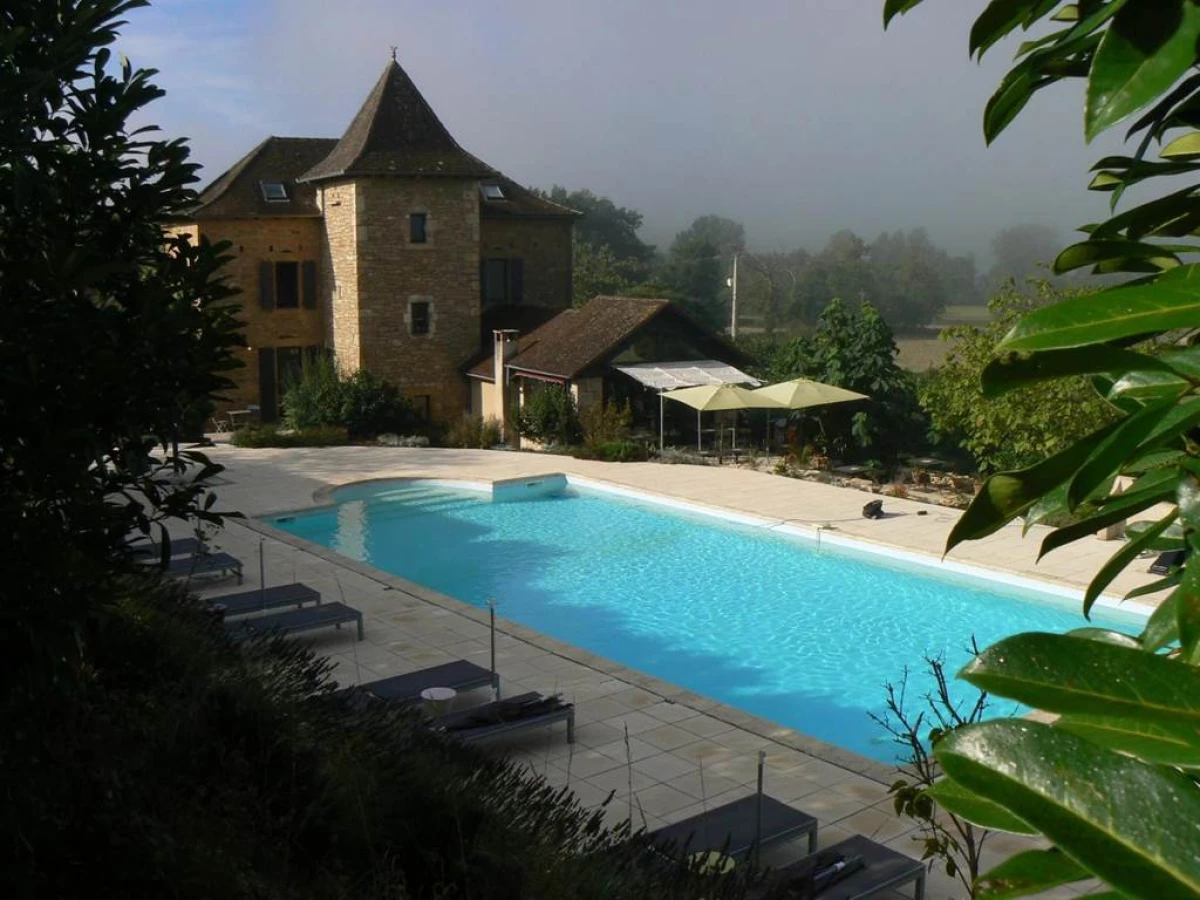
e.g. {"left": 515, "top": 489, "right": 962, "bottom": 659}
{"left": 258, "top": 538, "right": 265, "bottom": 611}
{"left": 659, "top": 391, "right": 665, "bottom": 453}
{"left": 754, "top": 749, "right": 765, "bottom": 869}
{"left": 697, "top": 410, "right": 701, "bottom": 452}
{"left": 489, "top": 599, "right": 498, "bottom": 701}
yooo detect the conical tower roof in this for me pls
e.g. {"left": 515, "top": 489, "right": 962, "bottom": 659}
{"left": 299, "top": 60, "right": 497, "bottom": 182}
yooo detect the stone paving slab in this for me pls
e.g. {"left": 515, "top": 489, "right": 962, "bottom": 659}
{"left": 181, "top": 445, "right": 1152, "bottom": 899}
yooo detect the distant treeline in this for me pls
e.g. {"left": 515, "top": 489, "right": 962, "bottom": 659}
{"left": 543, "top": 185, "right": 1079, "bottom": 331}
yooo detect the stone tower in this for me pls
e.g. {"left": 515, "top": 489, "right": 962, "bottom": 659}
{"left": 298, "top": 60, "right": 498, "bottom": 422}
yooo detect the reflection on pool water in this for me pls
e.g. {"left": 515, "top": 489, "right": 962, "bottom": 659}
{"left": 271, "top": 479, "right": 1144, "bottom": 762}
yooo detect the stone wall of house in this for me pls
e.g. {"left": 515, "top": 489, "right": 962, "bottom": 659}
{"left": 352, "top": 177, "right": 481, "bottom": 422}
{"left": 192, "top": 217, "right": 325, "bottom": 417}
{"left": 571, "top": 376, "right": 604, "bottom": 412}
{"left": 480, "top": 217, "right": 572, "bottom": 308}
{"left": 318, "top": 182, "right": 361, "bottom": 371}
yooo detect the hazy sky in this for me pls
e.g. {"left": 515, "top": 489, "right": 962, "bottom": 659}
{"left": 117, "top": 0, "right": 1128, "bottom": 263}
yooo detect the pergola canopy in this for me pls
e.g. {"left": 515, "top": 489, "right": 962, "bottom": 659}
{"left": 613, "top": 360, "right": 760, "bottom": 391}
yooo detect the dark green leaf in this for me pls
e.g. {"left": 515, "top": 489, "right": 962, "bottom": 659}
{"left": 1040, "top": 470, "right": 1177, "bottom": 559}
{"left": 1000, "top": 264, "right": 1200, "bottom": 351}
{"left": 1086, "top": 0, "right": 1200, "bottom": 140}
{"left": 960, "top": 631, "right": 1200, "bottom": 724}
{"left": 1059, "top": 713, "right": 1200, "bottom": 768}
{"left": 971, "top": 0, "right": 1043, "bottom": 59}
{"left": 1104, "top": 369, "right": 1191, "bottom": 402}
{"left": 981, "top": 345, "right": 1167, "bottom": 396}
{"left": 1054, "top": 238, "right": 1187, "bottom": 274}
{"left": 938, "top": 720, "right": 1200, "bottom": 898}
{"left": 882, "top": 0, "right": 927, "bottom": 27}
{"left": 1065, "top": 626, "right": 1142, "bottom": 648}
{"left": 985, "top": 61, "right": 1052, "bottom": 144}
{"left": 1084, "top": 510, "right": 1177, "bottom": 615}
{"left": 947, "top": 419, "right": 1122, "bottom": 551}
{"left": 924, "top": 778, "right": 1037, "bottom": 835}
{"left": 977, "top": 848, "right": 1090, "bottom": 899}
{"left": 1143, "top": 588, "right": 1183, "bottom": 650}
{"left": 1051, "top": 4, "right": 1079, "bottom": 22}
{"left": 1162, "top": 130, "right": 1200, "bottom": 158}
{"left": 1067, "top": 400, "right": 1180, "bottom": 508}
{"left": 1089, "top": 185, "right": 1200, "bottom": 240}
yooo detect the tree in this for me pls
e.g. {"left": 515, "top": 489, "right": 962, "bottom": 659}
{"left": 885, "top": 2, "right": 1200, "bottom": 896}
{"left": 767, "top": 298, "right": 927, "bottom": 460}
{"left": 920, "top": 282, "right": 1116, "bottom": 473}
{"left": 570, "top": 233, "right": 644, "bottom": 306}
{"left": 1, "top": 0, "right": 243, "bottom": 680}
{"left": 986, "top": 223, "right": 1062, "bottom": 291}
{"left": 542, "top": 186, "right": 655, "bottom": 264}
{"left": 662, "top": 234, "right": 726, "bottom": 329}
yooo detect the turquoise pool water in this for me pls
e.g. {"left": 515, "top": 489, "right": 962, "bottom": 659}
{"left": 271, "top": 479, "right": 1142, "bottom": 762}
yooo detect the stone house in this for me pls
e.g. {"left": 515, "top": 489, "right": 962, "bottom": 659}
{"left": 173, "top": 59, "right": 578, "bottom": 425}
{"left": 173, "top": 58, "right": 751, "bottom": 437}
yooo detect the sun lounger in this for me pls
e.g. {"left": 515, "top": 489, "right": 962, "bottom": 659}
{"left": 651, "top": 794, "right": 818, "bottom": 860}
{"left": 132, "top": 537, "right": 203, "bottom": 559}
{"left": 226, "top": 601, "right": 363, "bottom": 642}
{"left": 1150, "top": 548, "right": 1188, "bottom": 576}
{"left": 167, "top": 552, "right": 244, "bottom": 583}
{"left": 207, "top": 583, "right": 320, "bottom": 617}
{"left": 436, "top": 691, "right": 574, "bottom": 744}
{"left": 752, "top": 833, "right": 925, "bottom": 899}
{"left": 343, "top": 660, "right": 501, "bottom": 704}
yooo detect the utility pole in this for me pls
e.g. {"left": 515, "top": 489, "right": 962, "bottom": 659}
{"left": 729, "top": 253, "right": 739, "bottom": 340}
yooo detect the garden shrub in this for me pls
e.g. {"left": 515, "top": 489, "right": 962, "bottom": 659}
{"left": 516, "top": 384, "right": 582, "bottom": 446}
{"left": 282, "top": 357, "right": 417, "bottom": 439}
{"left": 577, "top": 440, "right": 649, "bottom": 462}
{"left": 479, "top": 415, "right": 504, "bottom": 448}
{"left": 580, "top": 399, "right": 632, "bottom": 450}
{"left": 445, "top": 414, "right": 505, "bottom": 448}
{"left": 230, "top": 425, "right": 348, "bottom": 448}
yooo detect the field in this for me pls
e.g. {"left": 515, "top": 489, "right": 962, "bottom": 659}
{"left": 895, "top": 304, "right": 991, "bottom": 371}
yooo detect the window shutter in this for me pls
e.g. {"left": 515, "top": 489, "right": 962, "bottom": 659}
{"left": 510, "top": 258, "right": 524, "bottom": 304}
{"left": 259, "top": 262, "right": 275, "bottom": 310}
{"left": 301, "top": 260, "right": 317, "bottom": 309}
{"left": 258, "top": 347, "right": 277, "bottom": 423}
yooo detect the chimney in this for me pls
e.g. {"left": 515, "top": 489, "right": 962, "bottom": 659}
{"left": 493, "top": 329, "right": 519, "bottom": 439}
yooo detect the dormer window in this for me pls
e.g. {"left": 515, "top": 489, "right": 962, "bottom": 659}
{"left": 260, "top": 181, "right": 289, "bottom": 202}
{"left": 481, "top": 184, "right": 505, "bottom": 201}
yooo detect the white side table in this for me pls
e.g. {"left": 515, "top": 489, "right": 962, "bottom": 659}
{"left": 420, "top": 686, "right": 457, "bottom": 716}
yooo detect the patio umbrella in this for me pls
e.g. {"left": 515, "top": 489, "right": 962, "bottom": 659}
{"left": 751, "top": 378, "right": 868, "bottom": 451}
{"left": 661, "top": 384, "right": 783, "bottom": 451}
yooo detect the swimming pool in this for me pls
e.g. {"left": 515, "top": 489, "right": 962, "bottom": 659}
{"left": 271, "top": 477, "right": 1145, "bottom": 762}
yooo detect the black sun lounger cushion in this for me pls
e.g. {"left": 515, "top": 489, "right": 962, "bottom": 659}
{"left": 207, "top": 583, "right": 320, "bottom": 616}
{"left": 650, "top": 794, "right": 818, "bottom": 860}
{"left": 755, "top": 834, "right": 925, "bottom": 900}
{"left": 1150, "top": 549, "right": 1189, "bottom": 576}
{"left": 167, "top": 552, "right": 244, "bottom": 583}
{"left": 349, "top": 660, "right": 500, "bottom": 703}
{"left": 435, "top": 691, "right": 575, "bottom": 744}
{"left": 227, "top": 601, "right": 363, "bottom": 641}
{"left": 132, "top": 537, "right": 203, "bottom": 559}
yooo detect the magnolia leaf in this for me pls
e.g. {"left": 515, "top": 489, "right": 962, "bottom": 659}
{"left": 977, "top": 848, "right": 1091, "bottom": 899}
{"left": 1084, "top": 510, "right": 1177, "bottom": 615}
{"left": 1143, "top": 588, "right": 1182, "bottom": 650}
{"left": 981, "top": 344, "right": 1167, "bottom": 396}
{"left": 1000, "top": 264, "right": 1200, "bottom": 351}
{"left": 1065, "top": 627, "right": 1142, "bottom": 649}
{"left": 1053, "top": 238, "right": 1188, "bottom": 274}
{"left": 1162, "top": 131, "right": 1200, "bottom": 159}
{"left": 924, "top": 777, "right": 1036, "bottom": 835}
{"left": 1059, "top": 713, "right": 1200, "bottom": 769}
{"left": 948, "top": 419, "right": 1122, "bottom": 551}
{"left": 938, "top": 720, "right": 1200, "bottom": 897}
{"left": 882, "top": 0, "right": 927, "bottom": 27}
{"left": 960, "top": 631, "right": 1200, "bottom": 724}
{"left": 1086, "top": 0, "right": 1200, "bottom": 141}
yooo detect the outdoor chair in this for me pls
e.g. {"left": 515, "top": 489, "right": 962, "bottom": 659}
{"left": 750, "top": 833, "right": 925, "bottom": 899}
{"left": 1150, "top": 549, "right": 1188, "bottom": 576}
{"left": 649, "top": 794, "right": 818, "bottom": 862}
{"left": 337, "top": 660, "right": 500, "bottom": 706}
{"left": 435, "top": 691, "right": 574, "bottom": 744}
{"left": 167, "top": 551, "right": 244, "bottom": 584}
{"left": 225, "top": 601, "right": 363, "bottom": 642}
{"left": 207, "top": 583, "right": 320, "bottom": 617}
{"left": 132, "top": 536, "right": 203, "bottom": 559}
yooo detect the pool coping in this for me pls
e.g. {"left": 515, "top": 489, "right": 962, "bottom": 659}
{"left": 249, "top": 472, "right": 1150, "bottom": 787}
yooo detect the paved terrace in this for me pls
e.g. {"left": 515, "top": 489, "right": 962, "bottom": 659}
{"left": 191, "top": 446, "right": 1145, "bottom": 899}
